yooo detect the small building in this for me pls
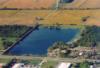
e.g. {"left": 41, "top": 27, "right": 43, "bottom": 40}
{"left": 57, "top": 62, "right": 72, "bottom": 68}
{"left": 90, "top": 65, "right": 94, "bottom": 68}
{"left": 79, "top": 52, "right": 84, "bottom": 56}
{"left": 12, "top": 63, "right": 24, "bottom": 68}
{"left": 12, "top": 63, "right": 36, "bottom": 68}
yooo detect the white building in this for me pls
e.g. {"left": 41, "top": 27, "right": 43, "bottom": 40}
{"left": 12, "top": 63, "right": 24, "bottom": 68}
{"left": 12, "top": 63, "right": 37, "bottom": 68}
{"left": 90, "top": 65, "right": 94, "bottom": 68}
{"left": 57, "top": 62, "right": 72, "bottom": 68}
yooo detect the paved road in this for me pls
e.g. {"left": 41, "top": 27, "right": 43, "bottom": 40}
{"left": 0, "top": 55, "right": 100, "bottom": 63}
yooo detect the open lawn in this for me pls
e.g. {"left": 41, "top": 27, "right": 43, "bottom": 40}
{"left": 41, "top": 61, "right": 58, "bottom": 68}
{"left": 19, "top": 59, "right": 42, "bottom": 65}
{"left": 0, "top": 58, "right": 11, "bottom": 63}
{"left": 0, "top": 10, "right": 100, "bottom": 26}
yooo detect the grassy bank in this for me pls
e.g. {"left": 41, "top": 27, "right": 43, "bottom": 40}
{"left": 0, "top": 37, "right": 17, "bottom": 50}
{"left": 0, "top": 58, "right": 12, "bottom": 63}
{"left": 41, "top": 60, "right": 58, "bottom": 68}
{"left": 0, "top": 25, "right": 32, "bottom": 51}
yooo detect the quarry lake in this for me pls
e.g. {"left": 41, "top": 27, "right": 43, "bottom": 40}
{"left": 7, "top": 27, "right": 80, "bottom": 56}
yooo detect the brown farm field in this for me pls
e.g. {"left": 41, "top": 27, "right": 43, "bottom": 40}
{"left": 0, "top": 0, "right": 100, "bottom": 9}
{"left": 0, "top": 10, "right": 100, "bottom": 26}
{"left": 0, "top": 0, "right": 56, "bottom": 9}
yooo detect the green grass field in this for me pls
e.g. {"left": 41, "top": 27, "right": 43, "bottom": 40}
{"left": 41, "top": 61, "right": 58, "bottom": 68}
{"left": 0, "top": 58, "right": 11, "bottom": 63}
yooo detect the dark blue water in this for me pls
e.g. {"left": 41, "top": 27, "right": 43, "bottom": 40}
{"left": 8, "top": 27, "right": 79, "bottom": 56}
{"left": 61, "top": 0, "right": 74, "bottom": 3}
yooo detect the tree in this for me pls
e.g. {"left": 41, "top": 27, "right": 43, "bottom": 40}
{"left": 79, "top": 61, "right": 89, "bottom": 68}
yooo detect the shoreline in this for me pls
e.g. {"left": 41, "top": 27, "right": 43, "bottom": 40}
{"left": 2, "top": 25, "right": 39, "bottom": 55}
{"left": 1, "top": 24, "right": 83, "bottom": 56}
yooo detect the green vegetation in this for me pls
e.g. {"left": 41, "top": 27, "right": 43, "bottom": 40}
{"left": 0, "top": 38, "right": 4, "bottom": 50}
{"left": 0, "top": 37, "right": 17, "bottom": 50}
{"left": 49, "top": 41, "right": 67, "bottom": 50}
{"left": 41, "top": 61, "right": 58, "bottom": 68}
{"left": 21, "top": 59, "right": 42, "bottom": 65}
{"left": 0, "top": 58, "right": 12, "bottom": 63}
{"left": 79, "top": 61, "right": 90, "bottom": 68}
{"left": 0, "top": 25, "right": 32, "bottom": 50}
{"left": 0, "top": 25, "right": 31, "bottom": 37}
{"left": 49, "top": 26, "right": 100, "bottom": 48}
{"left": 48, "top": 41, "right": 70, "bottom": 57}
{"left": 77, "top": 26, "right": 100, "bottom": 47}
{"left": 48, "top": 26, "right": 100, "bottom": 58}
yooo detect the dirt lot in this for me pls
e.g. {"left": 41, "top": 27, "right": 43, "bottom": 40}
{"left": 0, "top": 10, "right": 100, "bottom": 26}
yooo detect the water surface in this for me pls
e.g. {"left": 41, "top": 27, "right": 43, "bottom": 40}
{"left": 8, "top": 27, "right": 79, "bottom": 55}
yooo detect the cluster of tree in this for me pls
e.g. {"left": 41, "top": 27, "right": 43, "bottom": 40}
{"left": 76, "top": 26, "right": 100, "bottom": 47}
{"left": 48, "top": 26, "right": 100, "bottom": 57}
{"left": 48, "top": 41, "right": 68, "bottom": 51}
{"left": 0, "top": 25, "right": 32, "bottom": 50}
{"left": 74, "top": 61, "right": 90, "bottom": 68}
{"left": 2, "top": 40, "right": 13, "bottom": 49}
{"left": 0, "top": 25, "right": 32, "bottom": 38}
